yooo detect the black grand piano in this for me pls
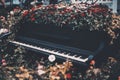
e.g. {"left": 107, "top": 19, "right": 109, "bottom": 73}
{"left": 9, "top": 22, "right": 109, "bottom": 66}
{"left": 9, "top": 4, "right": 111, "bottom": 66}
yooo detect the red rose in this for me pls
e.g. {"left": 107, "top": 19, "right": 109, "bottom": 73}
{"left": 90, "top": 60, "right": 95, "bottom": 66}
{"left": 13, "top": 7, "right": 20, "bottom": 12}
{"left": 31, "top": 18, "right": 35, "bottom": 21}
{"left": 2, "top": 59, "right": 7, "bottom": 66}
{"left": 81, "top": 13, "right": 85, "bottom": 17}
{"left": 31, "top": 7, "right": 35, "bottom": 11}
{"left": 66, "top": 73, "right": 72, "bottom": 79}
{"left": 22, "top": 10, "right": 29, "bottom": 17}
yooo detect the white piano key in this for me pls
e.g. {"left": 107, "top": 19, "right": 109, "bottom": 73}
{"left": 77, "top": 56, "right": 82, "bottom": 59}
{"left": 66, "top": 53, "right": 70, "bottom": 56}
{"left": 61, "top": 53, "right": 65, "bottom": 55}
{"left": 73, "top": 55, "right": 77, "bottom": 57}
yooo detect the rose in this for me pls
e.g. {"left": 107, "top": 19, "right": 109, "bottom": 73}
{"left": 22, "top": 10, "right": 29, "bottom": 17}
{"left": 31, "top": 17, "right": 35, "bottom": 21}
{"left": 66, "top": 73, "right": 72, "bottom": 79}
{"left": 90, "top": 60, "right": 95, "bottom": 66}
{"left": 81, "top": 13, "right": 85, "bottom": 17}
{"left": 31, "top": 7, "right": 35, "bottom": 11}
{"left": 48, "top": 55, "right": 56, "bottom": 62}
{"left": 10, "top": 11, "right": 14, "bottom": 15}
{"left": 2, "top": 59, "right": 7, "bottom": 66}
{"left": 0, "top": 28, "right": 8, "bottom": 34}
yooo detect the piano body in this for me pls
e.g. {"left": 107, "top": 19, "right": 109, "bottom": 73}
{"left": 9, "top": 21, "right": 109, "bottom": 66}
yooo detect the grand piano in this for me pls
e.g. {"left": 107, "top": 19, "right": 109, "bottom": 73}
{"left": 9, "top": 4, "right": 111, "bottom": 66}
{"left": 9, "top": 22, "right": 109, "bottom": 66}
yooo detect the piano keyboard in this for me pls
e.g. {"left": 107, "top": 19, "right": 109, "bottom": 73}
{"left": 9, "top": 40, "right": 91, "bottom": 63}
